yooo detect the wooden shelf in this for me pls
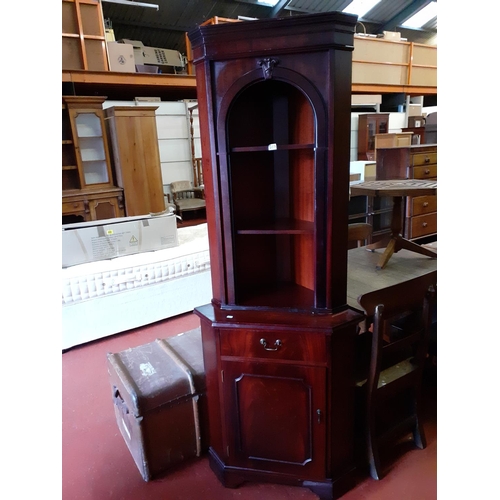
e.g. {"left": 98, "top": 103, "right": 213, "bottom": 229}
{"left": 352, "top": 82, "right": 436, "bottom": 96}
{"left": 63, "top": 71, "right": 435, "bottom": 100}
{"left": 63, "top": 70, "right": 195, "bottom": 88}
{"left": 231, "top": 144, "right": 315, "bottom": 153}
{"left": 236, "top": 282, "right": 315, "bottom": 310}
{"left": 62, "top": 70, "right": 197, "bottom": 100}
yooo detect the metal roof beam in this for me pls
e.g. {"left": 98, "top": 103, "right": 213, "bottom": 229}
{"left": 270, "top": 0, "right": 291, "bottom": 17}
{"left": 375, "top": 0, "right": 432, "bottom": 33}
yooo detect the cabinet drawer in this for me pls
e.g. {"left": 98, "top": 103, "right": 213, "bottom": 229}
{"left": 220, "top": 328, "right": 326, "bottom": 363}
{"left": 412, "top": 164, "right": 437, "bottom": 179}
{"left": 411, "top": 152, "right": 437, "bottom": 166}
{"left": 410, "top": 195, "right": 437, "bottom": 216}
{"left": 409, "top": 213, "right": 437, "bottom": 239}
{"left": 62, "top": 200, "right": 86, "bottom": 214}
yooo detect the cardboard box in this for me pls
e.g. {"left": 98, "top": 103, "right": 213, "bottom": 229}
{"left": 62, "top": 214, "right": 178, "bottom": 268}
{"left": 407, "top": 103, "right": 423, "bottom": 117}
{"left": 107, "top": 42, "right": 136, "bottom": 73}
{"left": 382, "top": 31, "right": 401, "bottom": 41}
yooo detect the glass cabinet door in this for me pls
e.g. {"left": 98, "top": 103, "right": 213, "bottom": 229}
{"left": 378, "top": 115, "right": 388, "bottom": 134}
{"left": 367, "top": 120, "right": 376, "bottom": 151}
{"left": 74, "top": 112, "right": 110, "bottom": 186}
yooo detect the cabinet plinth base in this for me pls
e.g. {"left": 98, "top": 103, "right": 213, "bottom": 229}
{"left": 207, "top": 448, "right": 358, "bottom": 500}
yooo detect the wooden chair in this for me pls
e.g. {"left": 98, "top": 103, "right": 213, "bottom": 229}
{"left": 163, "top": 187, "right": 177, "bottom": 215}
{"left": 348, "top": 222, "right": 372, "bottom": 247}
{"left": 355, "top": 272, "right": 437, "bottom": 480}
{"left": 170, "top": 180, "right": 206, "bottom": 221}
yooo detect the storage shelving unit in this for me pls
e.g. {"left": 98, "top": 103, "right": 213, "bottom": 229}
{"left": 189, "top": 12, "right": 363, "bottom": 500}
{"left": 62, "top": 96, "right": 124, "bottom": 223}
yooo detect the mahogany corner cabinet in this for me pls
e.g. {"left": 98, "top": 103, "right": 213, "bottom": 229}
{"left": 189, "top": 12, "right": 363, "bottom": 499}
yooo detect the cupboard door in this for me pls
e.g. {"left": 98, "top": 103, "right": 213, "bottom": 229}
{"left": 221, "top": 360, "right": 326, "bottom": 479}
{"left": 68, "top": 108, "right": 114, "bottom": 189}
{"left": 89, "top": 196, "right": 124, "bottom": 220}
{"left": 358, "top": 114, "right": 389, "bottom": 160}
{"left": 105, "top": 106, "right": 165, "bottom": 216}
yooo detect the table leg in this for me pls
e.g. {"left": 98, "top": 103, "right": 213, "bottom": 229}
{"left": 366, "top": 235, "right": 389, "bottom": 252}
{"left": 375, "top": 195, "right": 437, "bottom": 269}
{"left": 376, "top": 238, "right": 397, "bottom": 269}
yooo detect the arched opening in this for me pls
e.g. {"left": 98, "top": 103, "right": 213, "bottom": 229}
{"left": 225, "top": 79, "right": 318, "bottom": 309}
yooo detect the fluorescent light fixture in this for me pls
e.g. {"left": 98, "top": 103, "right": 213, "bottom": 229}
{"left": 342, "top": 0, "right": 382, "bottom": 19}
{"left": 402, "top": 1, "right": 437, "bottom": 29}
{"left": 101, "top": 0, "right": 159, "bottom": 10}
{"left": 257, "top": 0, "right": 280, "bottom": 6}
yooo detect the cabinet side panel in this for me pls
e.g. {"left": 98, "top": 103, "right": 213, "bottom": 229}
{"left": 329, "top": 324, "right": 357, "bottom": 474}
{"left": 195, "top": 61, "right": 225, "bottom": 304}
{"left": 329, "top": 48, "right": 352, "bottom": 308}
{"left": 291, "top": 150, "right": 314, "bottom": 291}
{"left": 198, "top": 316, "right": 225, "bottom": 457}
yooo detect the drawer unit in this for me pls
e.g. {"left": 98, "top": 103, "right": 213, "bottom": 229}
{"left": 410, "top": 195, "right": 437, "bottom": 216}
{"left": 62, "top": 200, "right": 87, "bottom": 215}
{"left": 376, "top": 144, "right": 437, "bottom": 241}
{"left": 413, "top": 164, "right": 437, "bottom": 179}
{"left": 411, "top": 151, "right": 437, "bottom": 166}
{"left": 408, "top": 213, "right": 437, "bottom": 239}
{"left": 219, "top": 328, "right": 327, "bottom": 364}
{"left": 62, "top": 187, "right": 125, "bottom": 224}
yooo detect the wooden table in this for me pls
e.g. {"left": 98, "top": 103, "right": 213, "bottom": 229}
{"left": 347, "top": 245, "right": 437, "bottom": 313}
{"left": 350, "top": 179, "right": 437, "bottom": 269}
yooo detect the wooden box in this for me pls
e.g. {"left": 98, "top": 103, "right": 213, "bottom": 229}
{"left": 106, "top": 328, "right": 206, "bottom": 481}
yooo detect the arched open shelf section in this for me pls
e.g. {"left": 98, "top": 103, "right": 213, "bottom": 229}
{"left": 215, "top": 67, "right": 329, "bottom": 310}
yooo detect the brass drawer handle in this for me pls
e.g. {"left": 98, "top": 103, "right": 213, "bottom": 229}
{"left": 424, "top": 156, "right": 430, "bottom": 163}
{"left": 422, "top": 222, "right": 428, "bottom": 227}
{"left": 424, "top": 169, "right": 430, "bottom": 174}
{"left": 423, "top": 202, "right": 429, "bottom": 207}
{"left": 260, "top": 338, "right": 282, "bottom": 351}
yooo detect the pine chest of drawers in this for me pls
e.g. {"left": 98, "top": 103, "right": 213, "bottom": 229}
{"left": 376, "top": 144, "right": 437, "bottom": 240}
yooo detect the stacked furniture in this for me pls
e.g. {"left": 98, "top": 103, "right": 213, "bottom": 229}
{"left": 189, "top": 12, "right": 363, "bottom": 500}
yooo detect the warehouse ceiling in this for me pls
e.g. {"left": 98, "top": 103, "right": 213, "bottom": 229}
{"left": 101, "top": 0, "right": 438, "bottom": 56}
